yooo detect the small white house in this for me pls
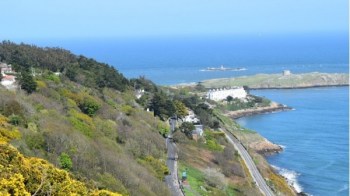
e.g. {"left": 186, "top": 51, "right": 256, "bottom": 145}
{"left": 283, "top": 70, "right": 291, "bottom": 76}
{"left": 183, "top": 110, "right": 200, "bottom": 124}
{"left": 135, "top": 89, "right": 145, "bottom": 99}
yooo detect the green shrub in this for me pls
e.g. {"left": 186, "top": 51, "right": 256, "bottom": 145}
{"left": 59, "top": 152, "right": 73, "bottom": 171}
{"left": 68, "top": 110, "right": 95, "bottom": 137}
{"left": 8, "top": 115, "right": 21, "bottom": 126}
{"left": 138, "top": 156, "right": 169, "bottom": 180}
{"left": 121, "top": 105, "right": 133, "bottom": 116}
{"left": 79, "top": 96, "right": 101, "bottom": 117}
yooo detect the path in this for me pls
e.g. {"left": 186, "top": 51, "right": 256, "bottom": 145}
{"left": 164, "top": 118, "right": 184, "bottom": 196}
{"left": 224, "top": 129, "right": 275, "bottom": 196}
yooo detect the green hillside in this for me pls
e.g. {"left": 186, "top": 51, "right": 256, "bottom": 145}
{"left": 0, "top": 42, "right": 294, "bottom": 195}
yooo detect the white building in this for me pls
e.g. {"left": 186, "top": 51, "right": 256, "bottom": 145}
{"left": 206, "top": 87, "right": 247, "bottom": 101}
{"left": 0, "top": 63, "right": 17, "bottom": 90}
{"left": 135, "top": 89, "right": 145, "bottom": 99}
{"left": 283, "top": 70, "right": 291, "bottom": 76}
{"left": 183, "top": 110, "right": 200, "bottom": 124}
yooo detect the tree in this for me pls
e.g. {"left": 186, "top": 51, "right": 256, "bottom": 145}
{"left": 19, "top": 70, "right": 37, "bottom": 93}
{"left": 150, "top": 92, "right": 175, "bottom": 120}
{"left": 180, "top": 122, "right": 195, "bottom": 137}
{"left": 174, "top": 100, "right": 188, "bottom": 119}
{"left": 226, "top": 96, "right": 233, "bottom": 103}
{"left": 59, "top": 152, "right": 73, "bottom": 171}
{"left": 78, "top": 96, "right": 101, "bottom": 116}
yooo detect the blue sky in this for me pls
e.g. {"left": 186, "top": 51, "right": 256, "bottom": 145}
{"left": 0, "top": 0, "right": 348, "bottom": 40}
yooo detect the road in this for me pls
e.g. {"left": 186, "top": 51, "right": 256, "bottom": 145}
{"left": 224, "top": 129, "right": 275, "bottom": 196}
{"left": 164, "top": 118, "right": 184, "bottom": 196}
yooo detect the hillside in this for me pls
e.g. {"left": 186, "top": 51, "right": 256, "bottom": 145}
{"left": 0, "top": 42, "right": 172, "bottom": 195}
{"left": 200, "top": 72, "right": 349, "bottom": 89}
{"left": 0, "top": 42, "right": 295, "bottom": 196}
{"left": 0, "top": 115, "right": 121, "bottom": 195}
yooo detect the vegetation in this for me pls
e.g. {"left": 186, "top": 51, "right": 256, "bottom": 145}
{"left": 200, "top": 72, "right": 349, "bottom": 89}
{"left": 219, "top": 95, "right": 271, "bottom": 111}
{"left": 0, "top": 41, "right": 129, "bottom": 92}
{"left": 0, "top": 42, "right": 294, "bottom": 195}
{"left": 179, "top": 122, "right": 195, "bottom": 137}
{"left": 0, "top": 42, "right": 173, "bottom": 195}
{"left": 0, "top": 115, "right": 121, "bottom": 196}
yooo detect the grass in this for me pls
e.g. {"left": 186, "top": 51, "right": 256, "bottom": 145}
{"left": 178, "top": 163, "right": 208, "bottom": 196}
{"left": 201, "top": 72, "right": 349, "bottom": 89}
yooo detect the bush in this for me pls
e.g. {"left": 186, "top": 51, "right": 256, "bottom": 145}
{"left": 59, "top": 152, "right": 73, "bottom": 171}
{"left": 8, "top": 114, "right": 21, "bottom": 125}
{"left": 78, "top": 96, "right": 101, "bottom": 116}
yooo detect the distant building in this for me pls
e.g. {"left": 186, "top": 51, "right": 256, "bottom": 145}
{"left": 206, "top": 87, "right": 247, "bottom": 101}
{"left": 0, "top": 63, "right": 17, "bottom": 89}
{"left": 135, "top": 89, "right": 145, "bottom": 99}
{"left": 0, "top": 63, "right": 14, "bottom": 75}
{"left": 283, "top": 70, "right": 291, "bottom": 76}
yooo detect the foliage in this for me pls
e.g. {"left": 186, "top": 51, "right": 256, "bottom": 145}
{"left": 138, "top": 156, "right": 169, "bottom": 180}
{"left": 180, "top": 122, "right": 195, "bottom": 137}
{"left": 150, "top": 91, "right": 175, "bottom": 120}
{"left": 226, "top": 95, "right": 233, "bottom": 103}
{"left": 121, "top": 105, "right": 133, "bottom": 116}
{"left": 68, "top": 110, "right": 95, "bottom": 137}
{"left": 0, "top": 41, "right": 130, "bottom": 92}
{"left": 0, "top": 115, "right": 20, "bottom": 143}
{"left": 8, "top": 114, "right": 21, "bottom": 125}
{"left": 223, "top": 95, "right": 271, "bottom": 111}
{"left": 0, "top": 115, "right": 121, "bottom": 195}
{"left": 59, "top": 152, "right": 73, "bottom": 171}
{"left": 78, "top": 95, "right": 101, "bottom": 116}
{"left": 18, "top": 70, "right": 37, "bottom": 93}
{"left": 130, "top": 76, "right": 158, "bottom": 93}
{"left": 174, "top": 100, "right": 188, "bottom": 118}
{"left": 204, "top": 130, "right": 224, "bottom": 151}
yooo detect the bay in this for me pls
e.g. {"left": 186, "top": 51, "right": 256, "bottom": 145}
{"left": 236, "top": 87, "right": 349, "bottom": 196}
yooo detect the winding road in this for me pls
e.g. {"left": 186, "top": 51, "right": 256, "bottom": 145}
{"left": 164, "top": 118, "right": 184, "bottom": 196}
{"left": 224, "top": 129, "right": 275, "bottom": 196}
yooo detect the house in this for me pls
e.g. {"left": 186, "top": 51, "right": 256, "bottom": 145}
{"left": 183, "top": 110, "right": 200, "bottom": 124}
{"left": 1, "top": 75, "right": 16, "bottom": 89}
{"left": 283, "top": 70, "right": 291, "bottom": 76}
{"left": 0, "top": 63, "right": 14, "bottom": 75}
{"left": 206, "top": 86, "right": 247, "bottom": 101}
{"left": 0, "top": 63, "right": 17, "bottom": 89}
{"left": 135, "top": 89, "right": 145, "bottom": 99}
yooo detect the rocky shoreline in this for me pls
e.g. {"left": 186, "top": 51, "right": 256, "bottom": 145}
{"left": 226, "top": 102, "right": 293, "bottom": 119}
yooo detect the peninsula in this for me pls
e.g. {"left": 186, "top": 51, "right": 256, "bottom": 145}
{"left": 176, "top": 72, "right": 349, "bottom": 89}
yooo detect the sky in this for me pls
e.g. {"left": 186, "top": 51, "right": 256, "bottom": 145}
{"left": 0, "top": 0, "right": 348, "bottom": 41}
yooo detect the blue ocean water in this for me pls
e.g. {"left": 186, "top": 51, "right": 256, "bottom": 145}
{"left": 34, "top": 33, "right": 349, "bottom": 85}
{"left": 30, "top": 34, "right": 349, "bottom": 195}
{"left": 236, "top": 87, "right": 349, "bottom": 196}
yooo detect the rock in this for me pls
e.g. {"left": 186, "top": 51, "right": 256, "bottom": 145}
{"left": 249, "top": 139, "right": 283, "bottom": 156}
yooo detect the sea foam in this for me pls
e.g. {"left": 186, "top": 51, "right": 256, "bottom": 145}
{"left": 272, "top": 165, "right": 303, "bottom": 193}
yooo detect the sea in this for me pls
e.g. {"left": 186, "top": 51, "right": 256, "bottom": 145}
{"left": 32, "top": 33, "right": 349, "bottom": 195}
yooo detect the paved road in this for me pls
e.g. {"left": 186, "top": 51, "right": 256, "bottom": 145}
{"left": 164, "top": 118, "right": 184, "bottom": 196}
{"left": 224, "top": 130, "right": 275, "bottom": 196}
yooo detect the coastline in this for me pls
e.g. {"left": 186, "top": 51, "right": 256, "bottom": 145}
{"left": 223, "top": 102, "right": 306, "bottom": 194}
{"left": 225, "top": 102, "right": 292, "bottom": 119}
